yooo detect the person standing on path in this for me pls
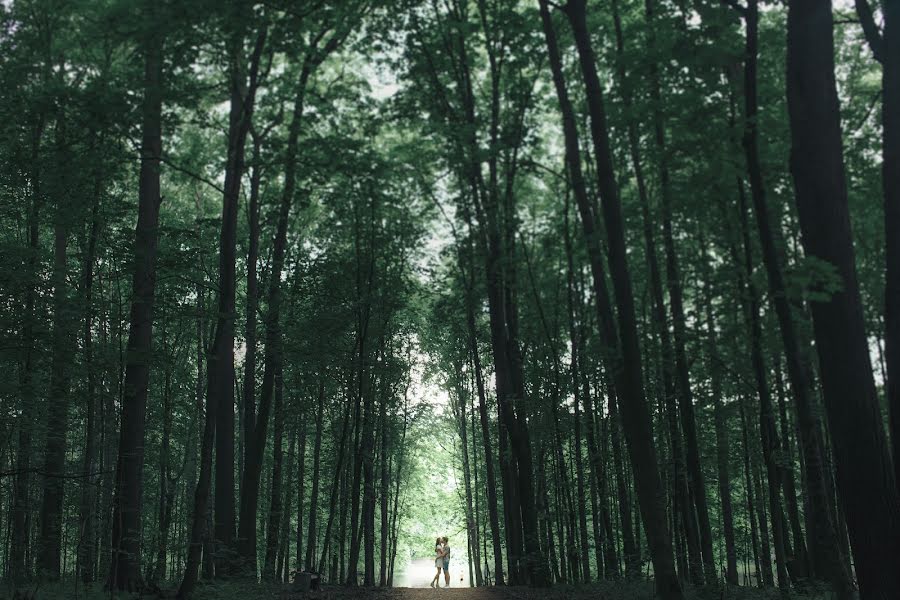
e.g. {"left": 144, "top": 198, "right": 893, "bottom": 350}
{"left": 441, "top": 536, "right": 451, "bottom": 586}
{"left": 430, "top": 537, "right": 444, "bottom": 588}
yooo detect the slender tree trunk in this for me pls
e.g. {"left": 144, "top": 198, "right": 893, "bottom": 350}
{"left": 277, "top": 427, "right": 296, "bottom": 582}
{"left": 295, "top": 406, "right": 308, "bottom": 575}
{"left": 740, "top": 397, "right": 765, "bottom": 586}
{"left": 77, "top": 187, "right": 101, "bottom": 585}
{"left": 213, "top": 19, "right": 266, "bottom": 573}
{"left": 305, "top": 380, "right": 325, "bottom": 571}
{"left": 317, "top": 392, "right": 353, "bottom": 573}
{"left": 178, "top": 345, "right": 218, "bottom": 597}
{"left": 701, "top": 270, "right": 738, "bottom": 585}
{"left": 882, "top": 0, "right": 900, "bottom": 496}
{"left": 734, "top": 176, "right": 790, "bottom": 590}
{"left": 467, "top": 300, "right": 505, "bottom": 585}
{"left": 361, "top": 375, "right": 377, "bottom": 586}
{"left": 105, "top": 24, "right": 164, "bottom": 589}
{"left": 263, "top": 367, "right": 286, "bottom": 580}
{"left": 786, "top": 1, "right": 900, "bottom": 595}
{"left": 240, "top": 128, "right": 262, "bottom": 505}
{"left": 379, "top": 393, "right": 390, "bottom": 587}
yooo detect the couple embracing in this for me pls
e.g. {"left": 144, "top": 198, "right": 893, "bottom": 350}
{"left": 430, "top": 536, "right": 451, "bottom": 588}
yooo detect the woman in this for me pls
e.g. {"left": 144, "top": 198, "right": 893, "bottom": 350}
{"left": 430, "top": 537, "right": 444, "bottom": 588}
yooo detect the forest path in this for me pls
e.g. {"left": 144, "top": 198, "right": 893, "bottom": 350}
{"left": 277, "top": 586, "right": 630, "bottom": 600}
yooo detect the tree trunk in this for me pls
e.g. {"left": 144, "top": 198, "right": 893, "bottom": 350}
{"left": 701, "top": 266, "right": 738, "bottom": 585}
{"left": 541, "top": 1, "right": 640, "bottom": 581}
{"left": 240, "top": 127, "right": 262, "bottom": 506}
{"left": 263, "top": 366, "right": 286, "bottom": 580}
{"left": 379, "top": 391, "right": 390, "bottom": 586}
{"left": 178, "top": 340, "right": 218, "bottom": 597}
{"left": 214, "top": 19, "right": 267, "bottom": 572}
{"left": 467, "top": 297, "right": 505, "bottom": 585}
{"left": 105, "top": 26, "right": 163, "bottom": 590}
{"left": 295, "top": 405, "right": 308, "bottom": 575}
{"left": 883, "top": 0, "right": 900, "bottom": 497}
{"left": 317, "top": 392, "right": 353, "bottom": 573}
{"left": 305, "top": 380, "right": 325, "bottom": 571}
{"left": 361, "top": 374, "right": 377, "bottom": 586}
{"left": 735, "top": 176, "right": 790, "bottom": 590}
{"left": 786, "top": 0, "right": 900, "bottom": 595}
{"left": 236, "top": 61, "right": 306, "bottom": 572}
{"left": 739, "top": 397, "right": 765, "bottom": 586}
{"left": 277, "top": 425, "right": 297, "bottom": 582}
{"left": 77, "top": 185, "right": 102, "bottom": 585}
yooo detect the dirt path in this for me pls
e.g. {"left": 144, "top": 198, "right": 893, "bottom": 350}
{"left": 275, "top": 585, "right": 635, "bottom": 600}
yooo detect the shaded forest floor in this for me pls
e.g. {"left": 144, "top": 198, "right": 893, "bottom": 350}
{"left": 2, "top": 580, "right": 839, "bottom": 600}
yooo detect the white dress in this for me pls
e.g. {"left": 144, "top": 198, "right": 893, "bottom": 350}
{"left": 434, "top": 544, "right": 443, "bottom": 568}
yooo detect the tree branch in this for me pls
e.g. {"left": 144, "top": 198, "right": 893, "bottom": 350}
{"left": 854, "top": 0, "right": 884, "bottom": 63}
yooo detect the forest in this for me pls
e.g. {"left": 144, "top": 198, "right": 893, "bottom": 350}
{"left": 0, "top": 0, "right": 897, "bottom": 598}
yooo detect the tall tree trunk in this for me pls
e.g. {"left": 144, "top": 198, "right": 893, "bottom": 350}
{"left": 786, "top": 0, "right": 900, "bottom": 595}
{"left": 700, "top": 259, "right": 738, "bottom": 585}
{"left": 263, "top": 367, "right": 286, "bottom": 580}
{"left": 317, "top": 392, "right": 353, "bottom": 573}
{"left": 885, "top": 0, "right": 900, "bottom": 497}
{"left": 467, "top": 299, "right": 505, "bottom": 585}
{"left": 178, "top": 334, "right": 218, "bottom": 597}
{"left": 361, "top": 374, "right": 377, "bottom": 586}
{"left": 213, "top": 18, "right": 267, "bottom": 572}
{"left": 740, "top": 397, "right": 766, "bottom": 586}
{"left": 277, "top": 426, "right": 297, "bottom": 582}
{"left": 240, "top": 128, "right": 262, "bottom": 504}
{"left": 542, "top": 3, "right": 682, "bottom": 596}
{"left": 379, "top": 392, "right": 390, "bottom": 587}
{"left": 77, "top": 184, "right": 102, "bottom": 585}
{"left": 236, "top": 61, "right": 306, "bottom": 572}
{"left": 105, "top": 25, "right": 163, "bottom": 590}
{"left": 150, "top": 357, "right": 176, "bottom": 584}
{"left": 305, "top": 380, "right": 325, "bottom": 571}
{"left": 735, "top": 176, "right": 790, "bottom": 590}
{"left": 295, "top": 405, "right": 308, "bottom": 575}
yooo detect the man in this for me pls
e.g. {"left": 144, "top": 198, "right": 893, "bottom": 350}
{"left": 441, "top": 536, "right": 451, "bottom": 586}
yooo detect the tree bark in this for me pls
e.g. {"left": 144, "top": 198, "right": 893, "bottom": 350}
{"left": 77, "top": 179, "right": 102, "bottom": 585}
{"left": 305, "top": 380, "right": 325, "bottom": 571}
{"left": 786, "top": 0, "right": 900, "bottom": 595}
{"left": 700, "top": 261, "right": 738, "bottom": 585}
{"left": 263, "top": 366, "right": 286, "bottom": 580}
{"left": 213, "top": 17, "right": 266, "bottom": 572}
{"left": 105, "top": 25, "right": 163, "bottom": 589}
{"left": 178, "top": 335, "right": 217, "bottom": 597}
